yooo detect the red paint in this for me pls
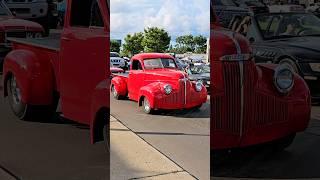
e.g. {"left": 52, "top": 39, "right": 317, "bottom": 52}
{"left": 112, "top": 53, "right": 207, "bottom": 111}
{"left": 211, "top": 12, "right": 311, "bottom": 149}
{"left": 2, "top": 0, "right": 109, "bottom": 144}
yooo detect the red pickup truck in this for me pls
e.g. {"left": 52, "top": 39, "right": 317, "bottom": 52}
{"left": 111, "top": 53, "right": 208, "bottom": 114}
{"left": 2, "top": 0, "right": 109, "bottom": 146}
{"left": 211, "top": 7, "right": 311, "bottom": 150}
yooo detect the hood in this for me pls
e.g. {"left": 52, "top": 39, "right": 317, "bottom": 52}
{"left": 267, "top": 36, "right": 320, "bottom": 61}
{"left": 144, "top": 68, "right": 188, "bottom": 80}
{"left": 0, "top": 16, "right": 43, "bottom": 32}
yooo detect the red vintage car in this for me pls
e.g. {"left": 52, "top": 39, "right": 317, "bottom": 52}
{"left": 211, "top": 7, "right": 311, "bottom": 150}
{"left": 2, "top": 0, "right": 109, "bottom": 146}
{"left": 111, "top": 53, "right": 208, "bottom": 114}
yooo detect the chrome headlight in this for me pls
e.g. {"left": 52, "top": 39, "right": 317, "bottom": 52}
{"left": 195, "top": 81, "right": 203, "bottom": 92}
{"left": 274, "top": 65, "right": 294, "bottom": 94}
{"left": 163, "top": 84, "right": 172, "bottom": 95}
{"left": 309, "top": 63, "right": 320, "bottom": 72}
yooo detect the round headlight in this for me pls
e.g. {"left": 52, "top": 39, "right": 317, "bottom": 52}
{"left": 274, "top": 65, "right": 294, "bottom": 94}
{"left": 164, "top": 84, "right": 172, "bottom": 95}
{"left": 195, "top": 81, "right": 203, "bottom": 92}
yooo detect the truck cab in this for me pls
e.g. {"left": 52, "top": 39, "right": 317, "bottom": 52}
{"left": 2, "top": 0, "right": 109, "bottom": 146}
{"left": 111, "top": 53, "right": 208, "bottom": 114}
{"left": 211, "top": 3, "right": 311, "bottom": 150}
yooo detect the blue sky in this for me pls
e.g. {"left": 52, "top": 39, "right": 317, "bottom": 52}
{"left": 110, "top": 0, "right": 210, "bottom": 43}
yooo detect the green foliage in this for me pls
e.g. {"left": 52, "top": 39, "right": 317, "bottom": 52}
{"left": 142, "top": 27, "right": 171, "bottom": 53}
{"left": 173, "top": 35, "right": 207, "bottom": 54}
{"left": 110, "top": 40, "right": 121, "bottom": 53}
{"left": 122, "top": 32, "right": 144, "bottom": 57}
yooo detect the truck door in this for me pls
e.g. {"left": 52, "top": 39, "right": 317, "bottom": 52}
{"left": 59, "top": 0, "right": 108, "bottom": 124}
{"left": 128, "top": 59, "right": 144, "bottom": 101}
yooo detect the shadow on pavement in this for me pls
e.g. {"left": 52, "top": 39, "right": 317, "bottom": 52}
{"left": 212, "top": 119, "right": 320, "bottom": 179}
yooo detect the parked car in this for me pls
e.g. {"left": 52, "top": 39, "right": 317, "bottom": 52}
{"left": 187, "top": 63, "right": 210, "bottom": 93}
{"left": 110, "top": 52, "right": 126, "bottom": 69}
{"left": 111, "top": 53, "right": 208, "bottom": 114}
{"left": 233, "top": 0, "right": 269, "bottom": 14}
{"left": 268, "top": 5, "right": 305, "bottom": 13}
{"left": 176, "top": 58, "right": 189, "bottom": 71}
{"left": 236, "top": 12, "right": 320, "bottom": 101}
{"left": 0, "top": 1, "right": 44, "bottom": 71}
{"left": 211, "top": 7, "right": 311, "bottom": 150}
{"left": 2, "top": 0, "right": 109, "bottom": 148}
{"left": 212, "top": 0, "right": 251, "bottom": 28}
{"left": 4, "top": 0, "right": 59, "bottom": 35}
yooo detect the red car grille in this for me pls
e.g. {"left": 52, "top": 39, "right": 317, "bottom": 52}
{"left": 157, "top": 80, "right": 186, "bottom": 106}
{"left": 212, "top": 62, "right": 241, "bottom": 134}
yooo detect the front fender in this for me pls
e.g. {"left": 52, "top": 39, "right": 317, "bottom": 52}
{"left": 3, "top": 49, "right": 54, "bottom": 105}
{"left": 138, "top": 82, "right": 165, "bottom": 108}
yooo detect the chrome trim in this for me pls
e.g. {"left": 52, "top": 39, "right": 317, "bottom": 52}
{"left": 230, "top": 33, "right": 244, "bottom": 138}
{"left": 273, "top": 65, "right": 294, "bottom": 95}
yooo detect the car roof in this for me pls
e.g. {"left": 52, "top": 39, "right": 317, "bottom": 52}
{"left": 132, "top": 53, "right": 174, "bottom": 61}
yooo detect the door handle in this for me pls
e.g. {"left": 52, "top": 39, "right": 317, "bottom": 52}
{"left": 62, "top": 37, "right": 71, "bottom": 41}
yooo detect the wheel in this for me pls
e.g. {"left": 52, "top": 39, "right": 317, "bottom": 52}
{"left": 111, "top": 84, "right": 120, "bottom": 100}
{"left": 6, "top": 74, "right": 57, "bottom": 121}
{"left": 279, "top": 59, "right": 299, "bottom": 73}
{"left": 103, "top": 123, "right": 110, "bottom": 152}
{"left": 272, "top": 133, "right": 296, "bottom": 152}
{"left": 7, "top": 75, "right": 27, "bottom": 119}
{"left": 142, "top": 97, "right": 153, "bottom": 114}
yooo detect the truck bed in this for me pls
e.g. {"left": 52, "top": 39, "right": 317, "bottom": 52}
{"left": 7, "top": 37, "right": 61, "bottom": 52}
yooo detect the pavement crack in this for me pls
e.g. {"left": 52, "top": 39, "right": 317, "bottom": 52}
{"left": 0, "top": 164, "right": 20, "bottom": 180}
{"left": 129, "top": 170, "right": 188, "bottom": 180}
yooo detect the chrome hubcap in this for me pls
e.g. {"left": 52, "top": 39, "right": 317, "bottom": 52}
{"left": 112, "top": 86, "right": 117, "bottom": 97}
{"left": 11, "top": 77, "right": 21, "bottom": 105}
{"left": 144, "top": 98, "right": 150, "bottom": 112}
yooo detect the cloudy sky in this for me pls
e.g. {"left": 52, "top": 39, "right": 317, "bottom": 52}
{"left": 110, "top": 0, "right": 209, "bottom": 43}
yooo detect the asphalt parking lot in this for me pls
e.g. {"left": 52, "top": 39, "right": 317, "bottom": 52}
{"left": 110, "top": 95, "right": 210, "bottom": 180}
{"left": 0, "top": 79, "right": 108, "bottom": 180}
{"left": 212, "top": 106, "right": 320, "bottom": 179}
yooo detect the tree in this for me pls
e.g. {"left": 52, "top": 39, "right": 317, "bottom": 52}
{"left": 194, "top": 35, "right": 207, "bottom": 54}
{"left": 142, "top": 27, "right": 171, "bottom": 53}
{"left": 122, "top": 32, "right": 144, "bottom": 57}
{"left": 110, "top": 40, "right": 121, "bottom": 53}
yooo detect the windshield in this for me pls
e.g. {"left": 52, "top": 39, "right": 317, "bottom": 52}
{"left": 256, "top": 13, "right": 320, "bottom": 39}
{"left": 0, "top": 2, "right": 11, "bottom": 16}
{"left": 191, "top": 65, "right": 210, "bottom": 74}
{"left": 144, "top": 58, "right": 177, "bottom": 70}
{"left": 244, "top": 0, "right": 265, "bottom": 7}
{"left": 110, "top": 52, "right": 120, "bottom": 57}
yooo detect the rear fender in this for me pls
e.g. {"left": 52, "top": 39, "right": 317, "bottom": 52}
{"left": 111, "top": 76, "right": 127, "bottom": 96}
{"left": 3, "top": 49, "right": 54, "bottom": 105}
{"left": 90, "top": 79, "right": 110, "bottom": 144}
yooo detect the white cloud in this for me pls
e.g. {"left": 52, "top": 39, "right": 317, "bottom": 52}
{"left": 110, "top": 0, "right": 209, "bottom": 42}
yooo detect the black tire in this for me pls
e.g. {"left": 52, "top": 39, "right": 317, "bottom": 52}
{"left": 193, "top": 104, "right": 202, "bottom": 110}
{"left": 6, "top": 75, "right": 57, "bottom": 121}
{"left": 103, "top": 124, "right": 110, "bottom": 152}
{"left": 142, "top": 97, "right": 153, "bottom": 114}
{"left": 111, "top": 84, "right": 120, "bottom": 100}
{"left": 272, "top": 133, "right": 296, "bottom": 152}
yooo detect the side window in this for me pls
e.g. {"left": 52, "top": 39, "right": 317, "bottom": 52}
{"left": 90, "top": 0, "right": 104, "bottom": 27}
{"left": 70, "top": 0, "right": 93, "bottom": 27}
{"left": 268, "top": 16, "right": 281, "bottom": 36}
{"left": 132, "top": 60, "right": 143, "bottom": 70}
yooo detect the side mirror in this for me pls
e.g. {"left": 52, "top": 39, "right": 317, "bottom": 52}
{"left": 249, "top": 37, "right": 255, "bottom": 44}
